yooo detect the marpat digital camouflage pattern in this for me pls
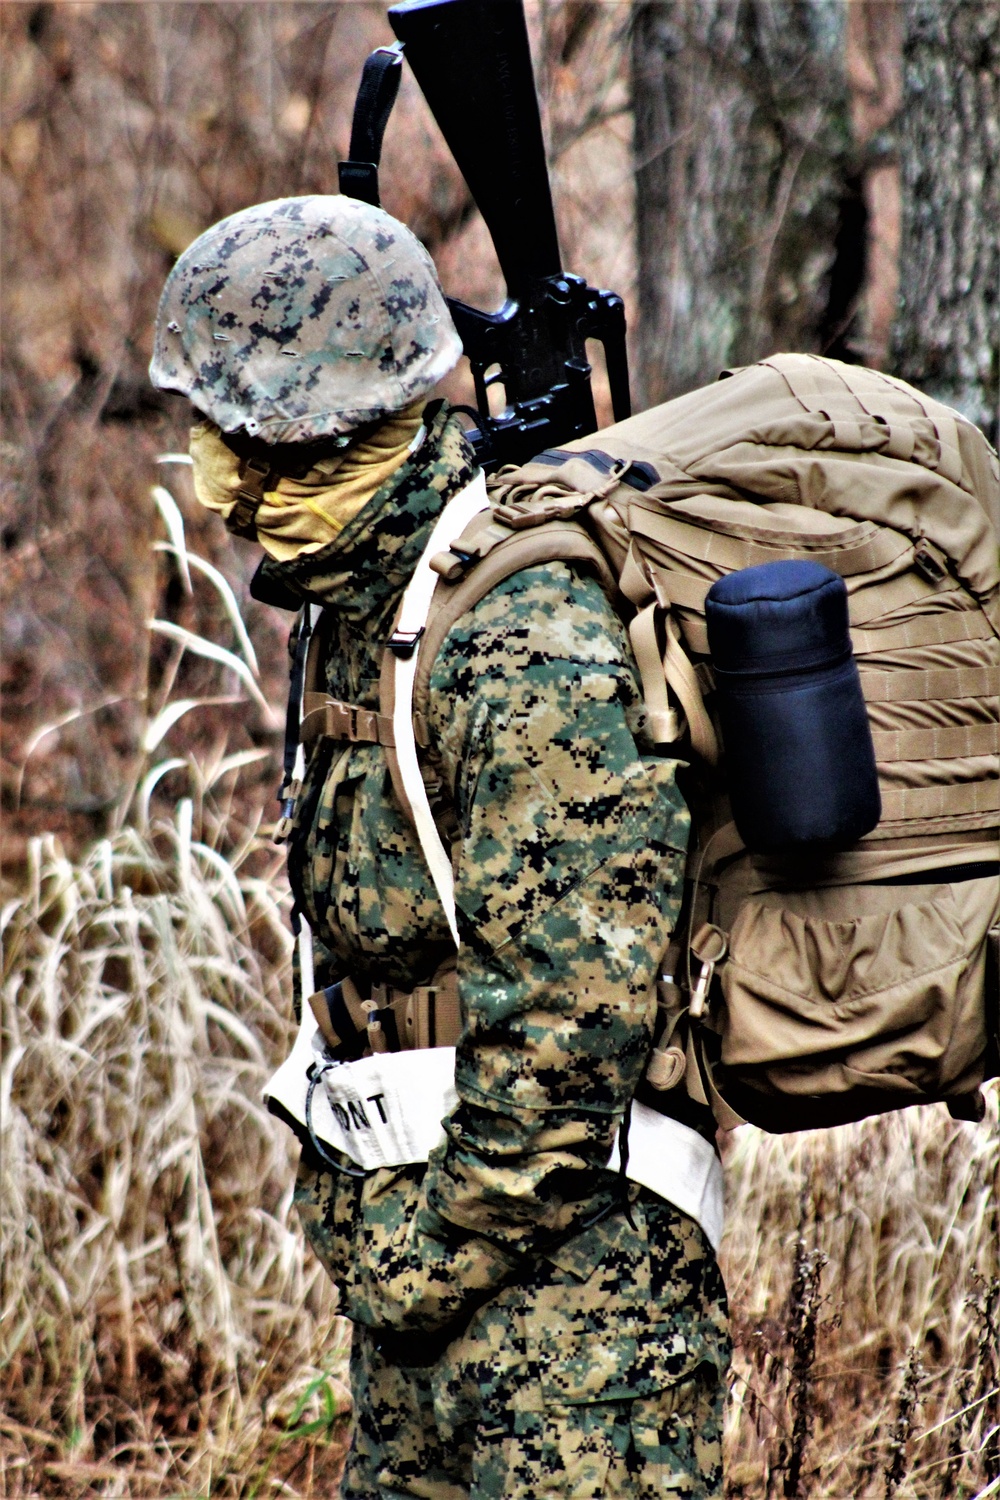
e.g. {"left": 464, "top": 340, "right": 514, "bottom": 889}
{"left": 149, "top": 197, "right": 462, "bottom": 443}
{"left": 271, "top": 406, "right": 729, "bottom": 1496}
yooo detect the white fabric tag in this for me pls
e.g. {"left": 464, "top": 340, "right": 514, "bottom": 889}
{"left": 264, "top": 1011, "right": 457, "bottom": 1171}
{"left": 265, "top": 1020, "right": 723, "bottom": 1248}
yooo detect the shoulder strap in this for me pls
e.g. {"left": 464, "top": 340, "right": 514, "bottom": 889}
{"left": 378, "top": 471, "right": 492, "bottom": 945}
{"left": 379, "top": 502, "right": 616, "bottom": 940}
{"left": 413, "top": 520, "right": 617, "bottom": 724}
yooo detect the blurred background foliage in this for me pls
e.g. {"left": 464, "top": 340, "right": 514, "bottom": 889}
{"left": 1, "top": 0, "right": 996, "bottom": 863}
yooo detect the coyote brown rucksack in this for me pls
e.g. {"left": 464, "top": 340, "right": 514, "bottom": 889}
{"left": 304, "top": 354, "right": 1000, "bottom": 1134}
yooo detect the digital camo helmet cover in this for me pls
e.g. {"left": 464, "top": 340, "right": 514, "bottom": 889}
{"left": 150, "top": 195, "right": 462, "bottom": 443}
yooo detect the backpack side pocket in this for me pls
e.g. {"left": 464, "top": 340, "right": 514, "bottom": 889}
{"left": 716, "top": 876, "right": 997, "bottom": 1130}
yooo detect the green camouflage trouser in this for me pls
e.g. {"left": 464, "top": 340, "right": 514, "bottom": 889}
{"left": 296, "top": 1170, "right": 729, "bottom": 1500}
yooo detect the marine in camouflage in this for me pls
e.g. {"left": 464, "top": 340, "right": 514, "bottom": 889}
{"left": 149, "top": 196, "right": 462, "bottom": 443}
{"left": 272, "top": 404, "right": 729, "bottom": 1494}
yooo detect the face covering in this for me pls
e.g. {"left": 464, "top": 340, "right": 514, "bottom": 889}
{"left": 188, "top": 400, "right": 426, "bottom": 562}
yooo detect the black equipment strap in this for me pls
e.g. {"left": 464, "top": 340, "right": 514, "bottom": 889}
{"left": 338, "top": 42, "right": 405, "bottom": 207}
{"left": 279, "top": 609, "right": 313, "bottom": 799}
{"left": 322, "top": 982, "right": 368, "bottom": 1058}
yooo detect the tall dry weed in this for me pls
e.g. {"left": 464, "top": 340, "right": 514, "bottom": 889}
{"left": 0, "top": 815, "right": 349, "bottom": 1498}
{"left": 721, "top": 1094, "right": 999, "bottom": 1498}
{"left": 5, "top": 818, "right": 996, "bottom": 1500}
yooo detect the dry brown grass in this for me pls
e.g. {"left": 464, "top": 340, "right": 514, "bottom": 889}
{"left": 721, "top": 1100, "right": 999, "bottom": 1498}
{"left": 0, "top": 813, "right": 352, "bottom": 1499}
{"left": 3, "top": 804, "right": 996, "bottom": 1497}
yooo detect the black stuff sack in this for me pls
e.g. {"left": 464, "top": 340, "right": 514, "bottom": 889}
{"left": 705, "top": 560, "right": 881, "bottom": 853}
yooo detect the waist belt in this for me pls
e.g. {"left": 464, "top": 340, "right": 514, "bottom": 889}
{"left": 265, "top": 1017, "right": 725, "bottom": 1252}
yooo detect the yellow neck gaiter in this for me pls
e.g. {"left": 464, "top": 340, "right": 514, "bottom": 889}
{"left": 189, "top": 401, "right": 426, "bottom": 562}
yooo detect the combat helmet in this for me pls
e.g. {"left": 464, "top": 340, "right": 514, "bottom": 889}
{"left": 150, "top": 195, "right": 462, "bottom": 445}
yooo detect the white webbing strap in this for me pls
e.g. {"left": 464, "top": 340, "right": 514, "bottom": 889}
{"left": 295, "top": 604, "right": 322, "bottom": 1007}
{"left": 391, "top": 470, "right": 491, "bottom": 946}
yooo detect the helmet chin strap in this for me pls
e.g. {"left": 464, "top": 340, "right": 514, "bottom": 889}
{"left": 224, "top": 454, "right": 273, "bottom": 541}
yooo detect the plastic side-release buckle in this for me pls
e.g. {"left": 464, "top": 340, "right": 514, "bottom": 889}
{"left": 429, "top": 547, "right": 477, "bottom": 583}
{"left": 226, "top": 455, "right": 272, "bottom": 540}
{"left": 273, "top": 778, "right": 301, "bottom": 845}
{"left": 388, "top": 627, "right": 425, "bottom": 659}
{"left": 913, "top": 538, "right": 950, "bottom": 584}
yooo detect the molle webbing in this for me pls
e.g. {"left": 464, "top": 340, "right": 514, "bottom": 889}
{"left": 299, "top": 693, "right": 401, "bottom": 749}
{"left": 765, "top": 354, "right": 965, "bottom": 484}
{"left": 624, "top": 502, "right": 912, "bottom": 577}
{"left": 307, "top": 968, "right": 461, "bottom": 1058}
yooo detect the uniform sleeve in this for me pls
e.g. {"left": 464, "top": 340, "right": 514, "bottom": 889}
{"left": 346, "top": 563, "right": 691, "bottom": 1340}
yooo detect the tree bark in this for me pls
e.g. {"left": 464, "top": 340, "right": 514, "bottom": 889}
{"left": 630, "top": 0, "right": 849, "bottom": 406}
{"left": 892, "top": 0, "right": 999, "bottom": 442}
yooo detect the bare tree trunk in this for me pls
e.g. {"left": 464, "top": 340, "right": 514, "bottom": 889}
{"left": 630, "top": 0, "right": 848, "bottom": 406}
{"left": 892, "top": 0, "right": 999, "bottom": 442}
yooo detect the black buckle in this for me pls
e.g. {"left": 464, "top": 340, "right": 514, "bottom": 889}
{"left": 388, "top": 627, "right": 424, "bottom": 659}
{"left": 914, "top": 544, "right": 947, "bottom": 583}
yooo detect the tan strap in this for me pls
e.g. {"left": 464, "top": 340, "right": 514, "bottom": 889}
{"left": 686, "top": 1027, "right": 745, "bottom": 1131}
{"left": 629, "top": 605, "right": 681, "bottom": 744}
{"left": 878, "top": 779, "right": 1000, "bottom": 822}
{"left": 431, "top": 968, "right": 462, "bottom": 1048}
{"left": 655, "top": 570, "right": 713, "bottom": 614}
{"left": 875, "top": 371, "right": 964, "bottom": 486}
{"left": 306, "top": 975, "right": 371, "bottom": 1051}
{"left": 835, "top": 360, "right": 966, "bottom": 487}
{"left": 663, "top": 613, "right": 720, "bottom": 765}
{"left": 627, "top": 503, "right": 909, "bottom": 578}
{"left": 764, "top": 354, "right": 870, "bottom": 449}
{"left": 300, "top": 693, "right": 399, "bottom": 748}
{"left": 846, "top": 568, "right": 947, "bottom": 626}
{"left": 870, "top": 721, "right": 999, "bottom": 762}
{"left": 225, "top": 454, "right": 274, "bottom": 540}
{"left": 620, "top": 540, "right": 655, "bottom": 606}
{"left": 378, "top": 604, "right": 415, "bottom": 829}
{"left": 765, "top": 354, "right": 967, "bottom": 487}
{"left": 429, "top": 510, "right": 516, "bottom": 581}
{"left": 674, "top": 612, "right": 710, "bottom": 656}
{"left": 302, "top": 602, "right": 330, "bottom": 698}
{"left": 823, "top": 360, "right": 922, "bottom": 464}
{"left": 858, "top": 664, "right": 997, "bottom": 703}
{"left": 651, "top": 562, "right": 941, "bottom": 627}
{"left": 851, "top": 606, "right": 992, "bottom": 655}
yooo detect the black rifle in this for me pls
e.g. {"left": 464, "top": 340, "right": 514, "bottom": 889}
{"left": 337, "top": 0, "right": 630, "bottom": 469}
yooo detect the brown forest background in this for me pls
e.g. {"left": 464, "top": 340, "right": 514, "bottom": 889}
{"left": 1, "top": 5, "right": 999, "bottom": 1499}
{"left": 3, "top": 0, "right": 996, "bottom": 867}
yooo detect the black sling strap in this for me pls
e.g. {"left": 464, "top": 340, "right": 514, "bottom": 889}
{"left": 338, "top": 42, "right": 405, "bottom": 207}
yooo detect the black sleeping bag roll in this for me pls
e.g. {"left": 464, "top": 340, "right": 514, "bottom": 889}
{"left": 705, "top": 560, "right": 881, "bottom": 854}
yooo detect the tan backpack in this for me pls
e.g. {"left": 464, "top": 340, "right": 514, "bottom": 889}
{"left": 304, "top": 354, "right": 1000, "bottom": 1133}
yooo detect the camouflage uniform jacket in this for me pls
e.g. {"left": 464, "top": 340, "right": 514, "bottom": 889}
{"left": 267, "top": 404, "right": 716, "bottom": 1359}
